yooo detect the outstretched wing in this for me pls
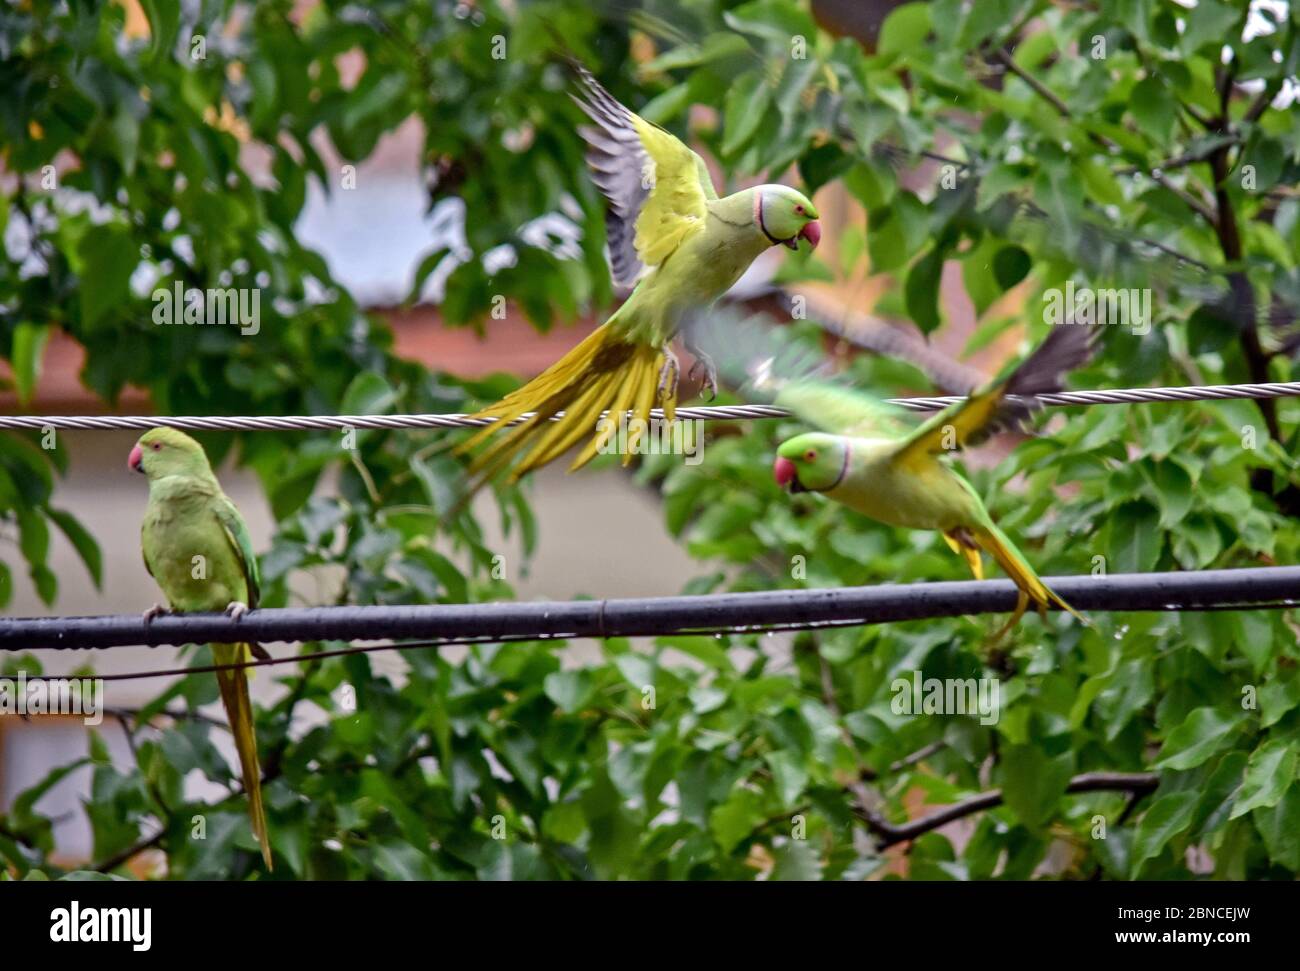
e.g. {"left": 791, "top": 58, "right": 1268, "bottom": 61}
{"left": 572, "top": 64, "right": 714, "bottom": 288}
{"left": 686, "top": 308, "right": 912, "bottom": 439}
{"left": 213, "top": 495, "right": 260, "bottom": 609}
{"left": 774, "top": 382, "right": 911, "bottom": 439}
{"left": 895, "top": 323, "right": 1099, "bottom": 465}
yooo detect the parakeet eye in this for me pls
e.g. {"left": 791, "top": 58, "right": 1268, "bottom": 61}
{"left": 804, "top": 449, "right": 817, "bottom": 462}
{"left": 151, "top": 442, "right": 162, "bottom": 451}
{"left": 795, "top": 204, "right": 805, "bottom": 215}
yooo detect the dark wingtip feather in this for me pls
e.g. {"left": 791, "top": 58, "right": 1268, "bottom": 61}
{"left": 1005, "top": 323, "right": 1100, "bottom": 398}
{"left": 981, "top": 323, "right": 1100, "bottom": 439}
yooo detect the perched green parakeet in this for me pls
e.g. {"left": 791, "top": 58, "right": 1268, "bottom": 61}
{"left": 700, "top": 314, "right": 1098, "bottom": 638}
{"left": 459, "top": 62, "right": 821, "bottom": 483}
{"left": 131, "top": 427, "right": 272, "bottom": 870}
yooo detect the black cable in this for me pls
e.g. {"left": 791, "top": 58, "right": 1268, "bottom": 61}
{"left": 3, "top": 566, "right": 1297, "bottom": 654}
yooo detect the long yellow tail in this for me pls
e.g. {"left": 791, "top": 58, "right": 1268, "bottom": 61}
{"left": 456, "top": 325, "right": 676, "bottom": 483}
{"left": 213, "top": 642, "right": 272, "bottom": 871}
{"left": 967, "top": 523, "right": 1084, "bottom": 633}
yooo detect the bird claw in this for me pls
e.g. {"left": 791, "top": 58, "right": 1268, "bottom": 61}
{"left": 142, "top": 603, "right": 170, "bottom": 625}
{"left": 225, "top": 601, "right": 250, "bottom": 622}
{"left": 657, "top": 350, "right": 680, "bottom": 401}
{"left": 688, "top": 353, "right": 719, "bottom": 401}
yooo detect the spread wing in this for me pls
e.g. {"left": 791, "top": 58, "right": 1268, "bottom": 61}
{"left": 894, "top": 323, "right": 1099, "bottom": 466}
{"left": 213, "top": 495, "right": 260, "bottom": 609}
{"left": 774, "top": 382, "right": 911, "bottom": 439}
{"left": 686, "top": 307, "right": 911, "bottom": 438}
{"left": 572, "top": 64, "right": 715, "bottom": 289}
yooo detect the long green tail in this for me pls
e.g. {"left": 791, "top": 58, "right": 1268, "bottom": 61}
{"left": 971, "top": 520, "right": 1084, "bottom": 623}
{"left": 213, "top": 642, "right": 272, "bottom": 870}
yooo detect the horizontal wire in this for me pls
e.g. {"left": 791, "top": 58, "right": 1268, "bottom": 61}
{"left": 4, "top": 381, "right": 1300, "bottom": 432}
{"left": 78, "top": 596, "right": 1300, "bottom": 684}
{"left": 70, "top": 618, "right": 884, "bottom": 683}
{"left": 4, "top": 569, "right": 1297, "bottom": 670}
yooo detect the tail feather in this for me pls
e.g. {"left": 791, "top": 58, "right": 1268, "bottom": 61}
{"left": 567, "top": 354, "right": 645, "bottom": 470}
{"left": 942, "top": 529, "right": 984, "bottom": 580}
{"left": 970, "top": 522, "right": 1084, "bottom": 623}
{"left": 499, "top": 369, "right": 618, "bottom": 474}
{"left": 213, "top": 642, "right": 272, "bottom": 871}
{"left": 457, "top": 325, "right": 675, "bottom": 482}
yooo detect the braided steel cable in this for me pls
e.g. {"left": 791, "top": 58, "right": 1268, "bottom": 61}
{"left": 4, "top": 381, "right": 1300, "bottom": 432}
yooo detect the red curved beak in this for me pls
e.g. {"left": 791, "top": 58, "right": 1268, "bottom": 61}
{"left": 773, "top": 455, "right": 797, "bottom": 487}
{"left": 799, "top": 220, "right": 821, "bottom": 250}
{"left": 128, "top": 444, "right": 144, "bottom": 473}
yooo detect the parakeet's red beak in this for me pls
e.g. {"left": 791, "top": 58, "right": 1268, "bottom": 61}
{"left": 798, "top": 220, "right": 821, "bottom": 250}
{"left": 773, "top": 455, "right": 797, "bottom": 487}
{"left": 128, "top": 444, "right": 144, "bottom": 473}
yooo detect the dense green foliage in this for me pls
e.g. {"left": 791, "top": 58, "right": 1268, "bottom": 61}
{"left": 2, "top": 0, "right": 1299, "bottom": 879}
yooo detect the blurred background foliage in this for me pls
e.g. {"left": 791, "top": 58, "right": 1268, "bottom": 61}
{"left": 2, "top": 0, "right": 1300, "bottom": 879}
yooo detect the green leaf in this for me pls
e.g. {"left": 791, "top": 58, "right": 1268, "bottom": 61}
{"left": 992, "top": 245, "right": 1031, "bottom": 290}
{"left": 1260, "top": 670, "right": 1300, "bottom": 728}
{"left": 962, "top": 238, "right": 1002, "bottom": 317}
{"left": 1107, "top": 501, "right": 1162, "bottom": 574}
{"left": 1130, "top": 791, "right": 1198, "bottom": 877}
{"left": 1129, "top": 78, "right": 1176, "bottom": 142}
{"left": 1155, "top": 707, "right": 1246, "bottom": 771}
{"left": 78, "top": 226, "right": 137, "bottom": 331}
{"left": 709, "top": 786, "right": 764, "bottom": 854}
{"left": 46, "top": 508, "right": 103, "bottom": 589}
{"left": 1000, "top": 744, "right": 1072, "bottom": 828}
{"left": 339, "top": 371, "right": 396, "bottom": 416}
{"left": 904, "top": 245, "right": 946, "bottom": 334}
{"left": 770, "top": 839, "right": 823, "bottom": 880}
{"left": 722, "top": 72, "right": 772, "bottom": 156}
{"left": 543, "top": 670, "right": 593, "bottom": 714}
{"left": 879, "top": 3, "right": 932, "bottom": 56}
{"left": 763, "top": 750, "right": 809, "bottom": 805}
{"left": 1139, "top": 460, "right": 1192, "bottom": 529}
{"left": 140, "top": 0, "right": 181, "bottom": 62}
{"left": 1182, "top": 0, "right": 1243, "bottom": 55}
{"left": 638, "top": 83, "right": 694, "bottom": 125}
{"left": 9, "top": 323, "right": 49, "bottom": 405}
{"left": 1229, "top": 740, "right": 1298, "bottom": 819}
{"left": 1254, "top": 783, "right": 1300, "bottom": 870}
{"left": 722, "top": 0, "right": 817, "bottom": 44}
{"left": 867, "top": 194, "right": 928, "bottom": 272}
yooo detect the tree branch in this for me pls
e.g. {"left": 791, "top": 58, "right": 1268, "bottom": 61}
{"left": 989, "top": 48, "right": 1075, "bottom": 122}
{"left": 93, "top": 828, "right": 166, "bottom": 874}
{"left": 855, "top": 771, "right": 1159, "bottom": 849}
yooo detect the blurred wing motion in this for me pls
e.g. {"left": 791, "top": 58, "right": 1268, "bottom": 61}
{"left": 896, "top": 321, "right": 1100, "bottom": 464}
{"left": 685, "top": 306, "right": 923, "bottom": 439}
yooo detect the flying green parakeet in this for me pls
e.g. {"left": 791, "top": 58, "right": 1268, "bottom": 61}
{"left": 773, "top": 325, "right": 1098, "bottom": 637}
{"left": 458, "top": 63, "right": 822, "bottom": 483}
{"left": 698, "top": 313, "right": 1098, "bottom": 637}
{"left": 131, "top": 427, "right": 272, "bottom": 870}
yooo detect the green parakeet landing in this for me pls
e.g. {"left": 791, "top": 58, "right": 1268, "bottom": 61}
{"left": 458, "top": 62, "right": 821, "bottom": 484}
{"left": 702, "top": 315, "right": 1098, "bottom": 638}
{"left": 131, "top": 427, "right": 272, "bottom": 870}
